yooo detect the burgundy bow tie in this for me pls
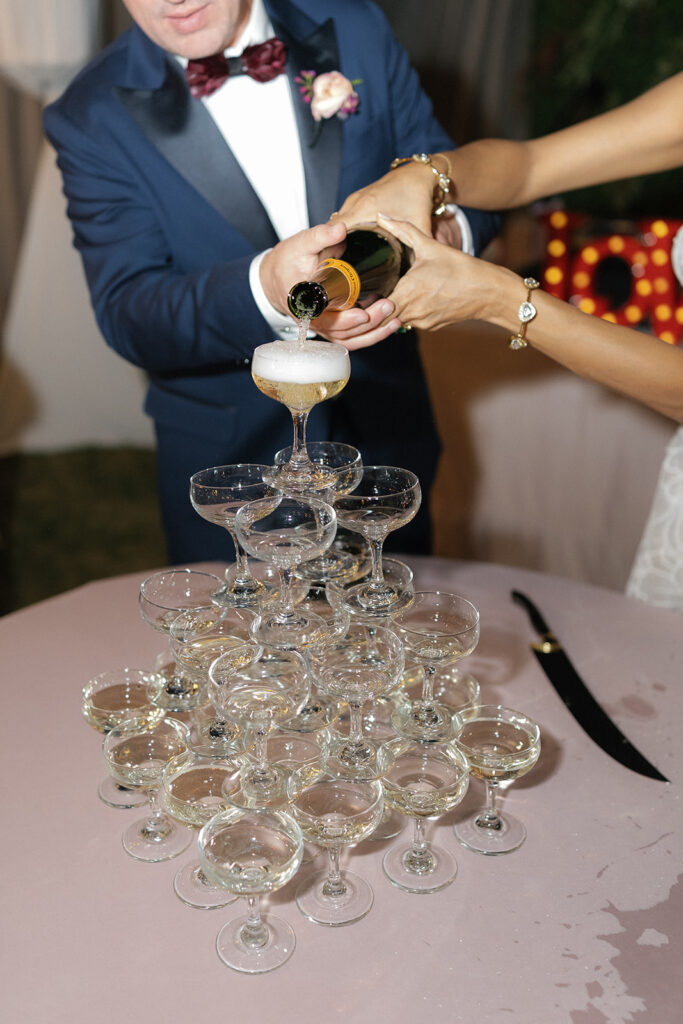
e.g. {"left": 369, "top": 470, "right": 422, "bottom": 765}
{"left": 186, "top": 37, "right": 287, "bottom": 99}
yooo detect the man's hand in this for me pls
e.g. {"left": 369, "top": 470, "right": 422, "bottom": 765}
{"left": 260, "top": 219, "right": 401, "bottom": 349}
{"left": 259, "top": 220, "right": 348, "bottom": 316}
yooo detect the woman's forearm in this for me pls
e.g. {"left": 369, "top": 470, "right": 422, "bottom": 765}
{"left": 481, "top": 265, "right": 683, "bottom": 422}
{"left": 445, "top": 71, "right": 683, "bottom": 210}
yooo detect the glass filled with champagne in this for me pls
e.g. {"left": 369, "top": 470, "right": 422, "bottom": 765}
{"left": 251, "top": 338, "right": 350, "bottom": 491}
{"left": 453, "top": 704, "right": 541, "bottom": 855}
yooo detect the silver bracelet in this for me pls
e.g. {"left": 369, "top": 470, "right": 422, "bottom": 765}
{"left": 509, "top": 278, "right": 540, "bottom": 350}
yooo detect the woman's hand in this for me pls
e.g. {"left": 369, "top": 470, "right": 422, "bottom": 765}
{"left": 334, "top": 163, "right": 436, "bottom": 234}
{"left": 369, "top": 214, "right": 504, "bottom": 333}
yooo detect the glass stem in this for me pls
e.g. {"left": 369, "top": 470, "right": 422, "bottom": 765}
{"left": 227, "top": 529, "right": 253, "bottom": 586}
{"left": 476, "top": 781, "right": 503, "bottom": 831}
{"left": 254, "top": 722, "right": 269, "bottom": 773}
{"left": 278, "top": 567, "right": 295, "bottom": 618}
{"left": 239, "top": 895, "right": 269, "bottom": 950}
{"left": 140, "top": 788, "right": 172, "bottom": 840}
{"left": 322, "top": 845, "right": 347, "bottom": 899}
{"left": 421, "top": 664, "right": 436, "bottom": 703}
{"left": 348, "top": 702, "right": 364, "bottom": 746}
{"left": 402, "top": 816, "right": 434, "bottom": 876}
{"left": 368, "top": 538, "right": 386, "bottom": 586}
{"left": 289, "top": 410, "right": 311, "bottom": 469}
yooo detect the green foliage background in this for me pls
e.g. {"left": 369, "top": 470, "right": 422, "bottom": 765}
{"left": 528, "top": 0, "right": 683, "bottom": 217}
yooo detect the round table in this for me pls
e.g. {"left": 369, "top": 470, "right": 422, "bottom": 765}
{"left": 2, "top": 557, "right": 681, "bottom": 1024}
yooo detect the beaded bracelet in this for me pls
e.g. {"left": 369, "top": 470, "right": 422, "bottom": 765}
{"left": 389, "top": 152, "right": 452, "bottom": 215}
{"left": 509, "top": 278, "right": 540, "bottom": 350}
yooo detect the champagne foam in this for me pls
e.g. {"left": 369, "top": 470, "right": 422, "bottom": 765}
{"left": 252, "top": 340, "right": 350, "bottom": 383}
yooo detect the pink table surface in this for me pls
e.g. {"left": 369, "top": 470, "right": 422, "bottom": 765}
{"left": 1, "top": 557, "right": 681, "bottom": 1024}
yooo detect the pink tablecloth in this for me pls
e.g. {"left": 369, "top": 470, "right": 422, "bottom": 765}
{"left": 2, "top": 557, "right": 681, "bottom": 1023}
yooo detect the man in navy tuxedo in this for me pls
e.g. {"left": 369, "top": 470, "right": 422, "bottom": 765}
{"left": 44, "top": 0, "right": 498, "bottom": 564}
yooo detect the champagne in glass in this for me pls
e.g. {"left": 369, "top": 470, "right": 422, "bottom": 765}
{"left": 453, "top": 705, "right": 541, "bottom": 855}
{"left": 82, "top": 667, "right": 165, "bottom": 808}
{"left": 251, "top": 338, "right": 350, "bottom": 489}
{"left": 198, "top": 807, "right": 303, "bottom": 973}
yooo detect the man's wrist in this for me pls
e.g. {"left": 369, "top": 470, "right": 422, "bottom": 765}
{"left": 250, "top": 251, "right": 299, "bottom": 336}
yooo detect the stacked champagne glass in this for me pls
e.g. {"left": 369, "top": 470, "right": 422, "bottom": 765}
{"left": 89, "top": 333, "right": 541, "bottom": 974}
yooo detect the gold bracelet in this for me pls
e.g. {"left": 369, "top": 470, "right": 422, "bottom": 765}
{"left": 389, "top": 152, "right": 452, "bottom": 216}
{"left": 509, "top": 277, "right": 540, "bottom": 350}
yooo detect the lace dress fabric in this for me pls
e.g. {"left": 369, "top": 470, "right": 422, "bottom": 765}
{"left": 625, "top": 225, "right": 683, "bottom": 614}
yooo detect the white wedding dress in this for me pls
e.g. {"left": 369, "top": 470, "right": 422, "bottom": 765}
{"left": 625, "top": 226, "right": 683, "bottom": 614}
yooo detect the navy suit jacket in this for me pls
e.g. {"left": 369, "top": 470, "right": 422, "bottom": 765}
{"left": 44, "top": 0, "right": 498, "bottom": 561}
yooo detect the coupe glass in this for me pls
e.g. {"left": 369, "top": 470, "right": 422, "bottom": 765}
{"left": 308, "top": 623, "right": 404, "bottom": 780}
{"left": 280, "top": 583, "right": 347, "bottom": 735}
{"left": 169, "top": 604, "right": 254, "bottom": 751}
{"left": 189, "top": 464, "right": 277, "bottom": 607}
{"left": 453, "top": 704, "right": 541, "bottom": 854}
{"left": 251, "top": 337, "right": 350, "bottom": 490}
{"left": 102, "top": 717, "right": 192, "bottom": 861}
{"left": 82, "top": 667, "right": 165, "bottom": 808}
{"left": 235, "top": 494, "right": 337, "bottom": 648}
{"left": 288, "top": 766, "right": 384, "bottom": 926}
{"left": 138, "top": 569, "right": 224, "bottom": 712}
{"left": 333, "top": 466, "right": 421, "bottom": 615}
{"left": 161, "top": 749, "right": 247, "bottom": 909}
{"left": 211, "top": 646, "right": 309, "bottom": 808}
{"left": 198, "top": 807, "right": 303, "bottom": 973}
{"left": 381, "top": 739, "right": 470, "bottom": 893}
{"left": 269, "top": 442, "right": 365, "bottom": 582}
{"left": 391, "top": 592, "right": 480, "bottom": 743}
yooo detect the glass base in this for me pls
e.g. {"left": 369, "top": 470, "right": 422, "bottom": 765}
{"left": 320, "top": 733, "right": 394, "bottom": 782}
{"left": 390, "top": 700, "right": 456, "bottom": 743}
{"left": 251, "top": 608, "right": 329, "bottom": 650}
{"left": 148, "top": 659, "right": 208, "bottom": 713}
{"left": 216, "top": 914, "right": 296, "bottom": 973}
{"left": 382, "top": 841, "right": 458, "bottom": 894}
{"left": 341, "top": 580, "right": 414, "bottom": 619}
{"left": 214, "top": 575, "right": 268, "bottom": 610}
{"left": 187, "top": 714, "right": 246, "bottom": 759}
{"left": 98, "top": 775, "right": 148, "bottom": 809}
{"left": 280, "top": 694, "right": 341, "bottom": 734}
{"left": 224, "top": 764, "right": 290, "bottom": 810}
{"left": 454, "top": 810, "right": 527, "bottom": 855}
{"left": 328, "top": 558, "right": 414, "bottom": 621}
{"left": 265, "top": 460, "right": 336, "bottom": 494}
{"left": 296, "top": 867, "right": 373, "bottom": 927}
{"left": 174, "top": 860, "right": 237, "bottom": 910}
{"left": 122, "top": 814, "right": 193, "bottom": 863}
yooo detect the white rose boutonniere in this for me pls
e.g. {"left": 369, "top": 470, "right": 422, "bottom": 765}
{"left": 296, "top": 69, "right": 361, "bottom": 145}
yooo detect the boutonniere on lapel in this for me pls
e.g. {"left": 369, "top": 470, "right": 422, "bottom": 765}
{"left": 295, "top": 69, "right": 362, "bottom": 146}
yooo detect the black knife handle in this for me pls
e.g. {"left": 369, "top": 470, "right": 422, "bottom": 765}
{"left": 511, "top": 590, "right": 554, "bottom": 638}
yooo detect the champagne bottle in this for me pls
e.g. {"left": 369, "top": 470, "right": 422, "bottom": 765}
{"left": 287, "top": 224, "right": 409, "bottom": 320}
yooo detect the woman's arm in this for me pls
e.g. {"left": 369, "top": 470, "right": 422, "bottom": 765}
{"left": 448, "top": 71, "right": 683, "bottom": 208}
{"left": 336, "top": 72, "right": 683, "bottom": 220}
{"left": 353, "top": 215, "right": 683, "bottom": 424}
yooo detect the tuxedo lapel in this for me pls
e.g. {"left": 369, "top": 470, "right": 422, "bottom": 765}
{"left": 115, "top": 55, "right": 278, "bottom": 251}
{"left": 268, "top": 5, "right": 342, "bottom": 227}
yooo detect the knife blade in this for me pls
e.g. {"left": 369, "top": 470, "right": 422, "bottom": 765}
{"left": 511, "top": 589, "right": 668, "bottom": 782}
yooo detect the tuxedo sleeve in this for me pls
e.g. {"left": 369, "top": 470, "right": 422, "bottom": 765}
{"left": 43, "top": 103, "right": 273, "bottom": 376}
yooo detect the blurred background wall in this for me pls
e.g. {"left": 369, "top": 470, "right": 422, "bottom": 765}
{"left": 1, "top": 0, "right": 681, "bottom": 609}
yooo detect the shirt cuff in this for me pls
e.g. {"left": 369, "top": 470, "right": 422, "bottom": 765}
{"left": 249, "top": 250, "right": 302, "bottom": 340}
{"left": 448, "top": 204, "right": 474, "bottom": 255}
